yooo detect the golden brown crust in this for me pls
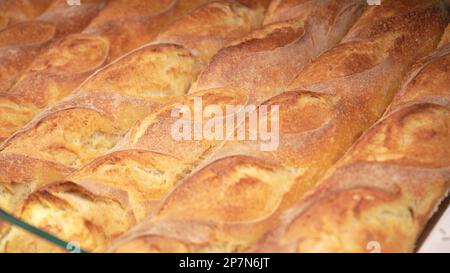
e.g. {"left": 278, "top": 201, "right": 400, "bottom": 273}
{"left": 0, "top": 21, "right": 56, "bottom": 94}
{"left": 0, "top": 88, "right": 251, "bottom": 253}
{"left": 110, "top": 0, "right": 449, "bottom": 253}
{"left": 112, "top": 156, "right": 297, "bottom": 253}
{"left": 0, "top": 34, "right": 110, "bottom": 140}
{"left": 190, "top": 0, "right": 364, "bottom": 102}
{"left": 2, "top": 181, "right": 136, "bottom": 252}
{"left": 0, "top": 152, "right": 74, "bottom": 245}
{"left": 0, "top": 153, "right": 73, "bottom": 213}
{"left": 264, "top": 0, "right": 361, "bottom": 26}
{"left": 0, "top": 1, "right": 263, "bottom": 252}
{"left": 124, "top": 88, "right": 248, "bottom": 163}
{"left": 83, "top": 0, "right": 215, "bottom": 61}
{"left": 256, "top": 106, "right": 450, "bottom": 252}
{"left": 0, "top": 0, "right": 246, "bottom": 144}
{"left": 0, "top": 0, "right": 105, "bottom": 95}
{"left": 0, "top": 0, "right": 53, "bottom": 26}
{"left": 78, "top": 44, "right": 201, "bottom": 101}
{"left": 439, "top": 24, "right": 450, "bottom": 48}
{"left": 0, "top": 0, "right": 205, "bottom": 142}
{"left": 255, "top": 2, "right": 450, "bottom": 253}
{"left": 154, "top": 1, "right": 264, "bottom": 64}
{"left": 0, "top": 1, "right": 108, "bottom": 143}
{"left": 388, "top": 25, "right": 450, "bottom": 111}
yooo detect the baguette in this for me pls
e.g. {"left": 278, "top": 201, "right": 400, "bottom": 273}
{"left": 1, "top": 0, "right": 366, "bottom": 253}
{"left": 0, "top": 0, "right": 204, "bottom": 142}
{"left": 0, "top": 0, "right": 266, "bottom": 253}
{"left": 255, "top": 23, "right": 450, "bottom": 253}
{"left": 108, "top": 0, "right": 449, "bottom": 253}
{"left": 0, "top": 0, "right": 106, "bottom": 95}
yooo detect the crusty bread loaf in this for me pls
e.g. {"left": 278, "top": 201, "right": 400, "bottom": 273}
{"left": 0, "top": 0, "right": 266, "bottom": 253}
{"left": 190, "top": 0, "right": 365, "bottom": 102}
{"left": 108, "top": 0, "right": 449, "bottom": 253}
{"left": 255, "top": 23, "right": 450, "bottom": 253}
{"left": 0, "top": 0, "right": 105, "bottom": 95}
{"left": 0, "top": 0, "right": 208, "bottom": 142}
{"left": 0, "top": 0, "right": 54, "bottom": 29}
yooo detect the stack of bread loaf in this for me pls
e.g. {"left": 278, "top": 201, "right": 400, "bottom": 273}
{"left": 0, "top": 0, "right": 448, "bottom": 253}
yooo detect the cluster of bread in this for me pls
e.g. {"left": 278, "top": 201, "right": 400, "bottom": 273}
{"left": 0, "top": 0, "right": 449, "bottom": 253}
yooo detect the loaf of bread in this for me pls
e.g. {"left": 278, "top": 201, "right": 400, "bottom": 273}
{"left": 0, "top": 0, "right": 106, "bottom": 96}
{"left": 0, "top": 0, "right": 267, "bottom": 252}
{"left": 255, "top": 23, "right": 450, "bottom": 253}
{"left": 107, "top": 0, "right": 449, "bottom": 253}
{"left": 0, "top": 0, "right": 211, "bottom": 142}
{"left": 0, "top": 0, "right": 54, "bottom": 29}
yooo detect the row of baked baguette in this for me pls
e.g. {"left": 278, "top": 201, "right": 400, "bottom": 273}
{"left": 253, "top": 23, "right": 450, "bottom": 253}
{"left": 0, "top": 0, "right": 272, "bottom": 252}
{"left": 108, "top": 0, "right": 450, "bottom": 252}
{"left": 0, "top": 0, "right": 366, "bottom": 252}
{"left": 0, "top": 0, "right": 54, "bottom": 29}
